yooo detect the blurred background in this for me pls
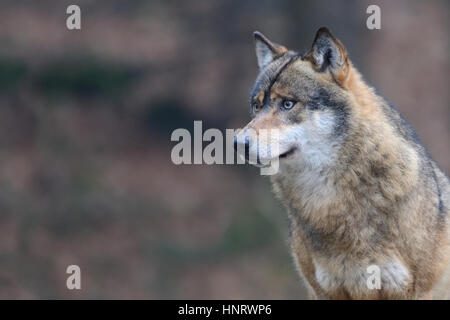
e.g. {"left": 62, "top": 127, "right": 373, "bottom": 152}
{"left": 0, "top": 0, "right": 448, "bottom": 299}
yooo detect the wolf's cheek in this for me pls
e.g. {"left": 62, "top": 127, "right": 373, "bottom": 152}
{"left": 281, "top": 113, "right": 339, "bottom": 167}
{"left": 311, "top": 111, "right": 338, "bottom": 136}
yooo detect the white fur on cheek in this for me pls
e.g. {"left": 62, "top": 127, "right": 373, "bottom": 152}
{"left": 282, "top": 111, "right": 338, "bottom": 168}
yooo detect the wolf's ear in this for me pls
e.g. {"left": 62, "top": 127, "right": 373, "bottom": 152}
{"left": 306, "top": 27, "right": 350, "bottom": 87}
{"left": 253, "top": 31, "right": 287, "bottom": 70}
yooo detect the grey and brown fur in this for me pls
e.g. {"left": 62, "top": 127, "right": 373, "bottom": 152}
{"left": 234, "top": 27, "right": 450, "bottom": 299}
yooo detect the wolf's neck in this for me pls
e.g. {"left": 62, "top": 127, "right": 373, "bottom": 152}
{"left": 346, "top": 65, "right": 379, "bottom": 108}
{"left": 273, "top": 68, "right": 419, "bottom": 226}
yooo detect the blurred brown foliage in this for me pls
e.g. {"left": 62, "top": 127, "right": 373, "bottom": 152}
{"left": 0, "top": 0, "right": 448, "bottom": 299}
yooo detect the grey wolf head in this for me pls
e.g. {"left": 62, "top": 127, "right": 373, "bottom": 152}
{"left": 234, "top": 27, "right": 353, "bottom": 171}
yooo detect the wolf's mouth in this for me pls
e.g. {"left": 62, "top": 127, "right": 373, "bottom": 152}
{"left": 279, "top": 147, "right": 297, "bottom": 159}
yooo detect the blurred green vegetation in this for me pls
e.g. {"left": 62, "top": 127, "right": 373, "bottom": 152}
{"left": 0, "top": 57, "right": 27, "bottom": 92}
{"left": 36, "top": 56, "right": 139, "bottom": 99}
{"left": 145, "top": 100, "right": 195, "bottom": 133}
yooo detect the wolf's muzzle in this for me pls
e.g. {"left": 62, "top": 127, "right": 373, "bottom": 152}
{"left": 233, "top": 135, "right": 250, "bottom": 161}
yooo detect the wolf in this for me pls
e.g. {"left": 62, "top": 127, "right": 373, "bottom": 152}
{"left": 234, "top": 27, "right": 450, "bottom": 299}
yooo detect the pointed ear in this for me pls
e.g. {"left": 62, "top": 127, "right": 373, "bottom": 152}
{"left": 306, "top": 27, "right": 350, "bottom": 87}
{"left": 253, "top": 31, "right": 287, "bottom": 70}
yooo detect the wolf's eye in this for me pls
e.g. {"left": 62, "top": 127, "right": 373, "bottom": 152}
{"left": 282, "top": 99, "right": 296, "bottom": 110}
{"left": 253, "top": 103, "right": 262, "bottom": 112}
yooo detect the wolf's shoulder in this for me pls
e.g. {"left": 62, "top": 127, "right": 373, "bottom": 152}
{"left": 378, "top": 100, "right": 422, "bottom": 147}
{"left": 376, "top": 93, "right": 449, "bottom": 202}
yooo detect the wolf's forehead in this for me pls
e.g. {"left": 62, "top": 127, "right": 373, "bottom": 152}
{"left": 249, "top": 53, "right": 299, "bottom": 102}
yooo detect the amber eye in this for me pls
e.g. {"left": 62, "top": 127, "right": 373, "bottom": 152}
{"left": 282, "top": 99, "right": 296, "bottom": 110}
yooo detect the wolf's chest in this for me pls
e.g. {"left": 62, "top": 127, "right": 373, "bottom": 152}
{"left": 312, "top": 257, "right": 411, "bottom": 297}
